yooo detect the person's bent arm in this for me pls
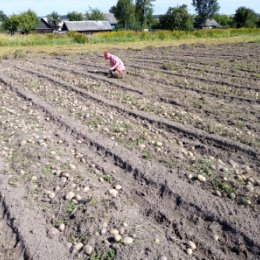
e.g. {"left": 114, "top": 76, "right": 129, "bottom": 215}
{"left": 110, "top": 61, "right": 120, "bottom": 71}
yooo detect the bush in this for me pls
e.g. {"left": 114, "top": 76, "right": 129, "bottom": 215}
{"left": 18, "top": 10, "right": 39, "bottom": 34}
{"left": 67, "top": 32, "right": 88, "bottom": 44}
{"left": 2, "top": 15, "right": 19, "bottom": 34}
{"left": 159, "top": 5, "right": 194, "bottom": 31}
{"left": 214, "top": 14, "right": 234, "bottom": 28}
{"left": 157, "top": 30, "right": 167, "bottom": 40}
{"left": 234, "top": 7, "right": 258, "bottom": 28}
{"left": 46, "top": 33, "right": 65, "bottom": 40}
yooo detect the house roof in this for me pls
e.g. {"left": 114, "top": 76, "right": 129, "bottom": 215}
{"left": 42, "top": 17, "right": 64, "bottom": 28}
{"left": 104, "top": 13, "right": 118, "bottom": 24}
{"left": 204, "top": 19, "right": 222, "bottom": 28}
{"left": 63, "top": 20, "right": 112, "bottom": 31}
{"left": 37, "top": 18, "right": 53, "bottom": 30}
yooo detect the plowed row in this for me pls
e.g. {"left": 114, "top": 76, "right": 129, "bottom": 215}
{"left": 0, "top": 42, "right": 259, "bottom": 260}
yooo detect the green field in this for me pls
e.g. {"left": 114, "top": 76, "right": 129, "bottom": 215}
{"left": 0, "top": 28, "right": 259, "bottom": 58}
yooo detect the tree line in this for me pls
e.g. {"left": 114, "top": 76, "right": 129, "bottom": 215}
{"left": 112, "top": 0, "right": 260, "bottom": 30}
{"left": 0, "top": 0, "right": 260, "bottom": 34}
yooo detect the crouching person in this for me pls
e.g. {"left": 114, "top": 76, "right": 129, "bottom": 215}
{"left": 104, "top": 51, "right": 126, "bottom": 79}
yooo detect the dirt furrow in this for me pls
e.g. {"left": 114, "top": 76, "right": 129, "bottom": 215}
{"left": 40, "top": 59, "right": 143, "bottom": 95}
{"left": 7, "top": 63, "right": 259, "bottom": 158}
{"left": 2, "top": 61, "right": 260, "bottom": 199}
{"left": 126, "top": 45, "right": 259, "bottom": 75}
{"left": 57, "top": 56, "right": 260, "bottom": 104}
{"left": 1, "top": 42, "right": 259, "bottom": 260}
{"left": 15, "top": 58, "right": 260, "bottom": 152}
{"left": 0, "top": 89, "right": 236, "bottom": 260}
{"left": 0, "top": 82, "right": 188, "bottom": 259}
{"left": 171, "top": 57, "right": 259, "bottom": 75}
{"left": 0, "top": 86, "right": 228, "bottom": 260}
{"left": 129, "top": 57, "right": 260, "bottom": 82}
{"left": 32, "top": 58, "right": 145, "bottom": 96}
{"left": 0, "top": 160, "right": 25, "bottom": 260}
{"left": 128, "top": 62, "right": 260, "bottom": 93}
{"left": 0, "top": 158, "right": 69, "bottom": 260}
{"left": 1, "top": 74, "right": 259, "bottom": 260}
{"left": 2, "top": 62, "right": 258, "bottom": 198}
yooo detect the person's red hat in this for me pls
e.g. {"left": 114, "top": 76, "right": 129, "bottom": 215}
{"left": 104, "top": 51, "right": 109, "bottom": 58}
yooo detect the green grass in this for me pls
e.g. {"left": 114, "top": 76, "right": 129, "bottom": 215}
{"left": 121, "top": 94, "right": 139, "bottom": 106}
{"left": 42, "top": 164, "right": 52, "bottom": 176}
{"left": 88, "top": 115, "right": 103, "bottom": 128}
{"left": 0, "top": 29, "right": 260, "bottom": 59}
{"left": 162, "top": 62, "right": 183, "bottom": 72}
{"left": 194, "top": 159, "right": 215, "bottom": 177}
{"left": 89, "top": 198, "right": 98, "bottom": 206}
{"left": 194, "top": 158, "right": 236, "bottom": 197}
{"left": 111, "top": 122, "right": 131, "bottom": 134}
{"left": 126, "top": 137, "right": 145, "bottom": 151}
{"left": 90, "top": 28, "right": 260, "bottom": 43}
{"left": 90, "top": 248, "right": 116, "bottom": 260}
{"left": 249, "top": 39, "right": 260, "bottom": 43}
{"left": 65, "top": 201, "right": 78, "bottom": 215}
{"left": 142, "top": 149, "right": 153, "bottom": 160}
{"left": 213, "top": 180, "right": 236, "bottom": 197}
{"left": 102, "top": 174, "right": 113, "bottom": 182}
{"left": 0, "top": 32, "right": 88, "bottom": 46}
{"left": 0, "top": 28, "right": 259, "bottom": 47}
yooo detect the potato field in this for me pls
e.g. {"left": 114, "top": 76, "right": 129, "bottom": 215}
{"left": 0, "top": 42, "right": 259, "bottom": 260}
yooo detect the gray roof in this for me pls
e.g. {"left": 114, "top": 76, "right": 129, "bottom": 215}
{"left": 37, "top": 18, "right": 53, "bottom": 30}
{"left": 42, "top": 17, "right": 64, "bottom": 28}
{"left": 204, "top": 19, "right": 222, "bottom": 28}
{"left": 104, "top": 13, "right": 118, "bottom": 24}
{"left": 63, "top": 20, "right": 112, "bottom": 31}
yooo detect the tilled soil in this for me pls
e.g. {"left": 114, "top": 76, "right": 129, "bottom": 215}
{"left": 0, "top": 42, "right": 259, "bottom": 260}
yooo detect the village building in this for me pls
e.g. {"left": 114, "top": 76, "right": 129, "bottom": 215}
{"left": 62, "top": 20, "right": 112, "bottom": 34}
{"left": 35, "top": 13, "right": 117, "bottom": 34}
{"left": 36, "top": 18, "right": 54, "bottom": 33}
{"left": 104, "top": 13, "right": 118, "bottom": 29}
{"left": 200, "top": 18, "right": 222, "bottom": 29}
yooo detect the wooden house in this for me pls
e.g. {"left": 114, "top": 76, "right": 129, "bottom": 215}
{"left": 201, "top": 19, "right": 222, "bottom": 29}
{"left": 36, "top": 18, "right": 53, "bottom": 33}
{"left": 104, "top": 13, "right": 118, "bottom": 29}
{"left": 62, "top": 20, "right": 112, "bottom": 34}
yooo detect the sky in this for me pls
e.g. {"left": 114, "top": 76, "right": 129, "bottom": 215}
{"left": 1, "top": 0, "right": 260, "bottom": 16}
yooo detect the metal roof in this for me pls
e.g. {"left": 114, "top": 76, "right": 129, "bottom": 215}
{"left": 104, "top": 13, "right": 118, "bottom": 24}
{"left": 37, "top": 18, "right": 53, "bottom": 30}
{"left": 204, "top": 19, "right": 222, "bottom": 28}
{"left": 63, "top": 20, "right": 112, "bottom": 32}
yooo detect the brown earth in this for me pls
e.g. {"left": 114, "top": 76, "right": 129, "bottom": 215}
{"left": 0, "top": 42, "right": 259, "bottom": 260}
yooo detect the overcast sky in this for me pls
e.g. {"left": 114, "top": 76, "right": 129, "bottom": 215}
{"left": 1, "top": 0, "right": 259, "bottom": 16}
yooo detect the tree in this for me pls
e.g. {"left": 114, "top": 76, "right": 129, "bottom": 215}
{"left": 0, "top": 10, "right": 7, "bottom": 22}
{"left": 67, "top": 11, "right": 84, "bottom": 21}
{"left": 110, "top": 0, "right": 136, "bottom": 29}
{"left": 47, "top": 12, "right": 61, "bottom": 30}
{"left": 214, "top": 14, "right": 233, "bottom": 27}
{"left": 192, "top": 0, "right": 220, "bottom": 25}
{"left": 2, "top": 14, "right": 19, "bottom": 34}
{"left": 159, "top": 5, "right": 193, "bottom": 30}
{"left": 135, "top": 0, "right": 155, "bottom": 29}
{"left": 0, "top": 10, "right": 7, "bottom": 31}
{"left": 257, "top": 15, "right": 260, "bottom": 28}
{"left": 18, "top": 9, "right": 39, "bottom": 34}
{"left": 85, "top": 8, "right": 105, "bottom": 20}
{"left": 151, "top": 16, "right": 160, "bottom": 29}
{"left": 233, "top": 7, "right": 258, "bottom": 28}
